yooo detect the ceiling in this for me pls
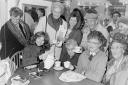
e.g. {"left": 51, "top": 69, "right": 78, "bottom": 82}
{"left": 45, "top": 0, "right": 123, "bottom": 5}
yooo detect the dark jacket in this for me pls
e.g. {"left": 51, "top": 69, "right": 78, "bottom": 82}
{"left": 0, "top": 20, "right": 31, "bottom": 59}
{"left": 59, "top": 45, "right": 80, "bottom": 66}
{"left": 22, "top": 45, "right": 42, "bottom": 67}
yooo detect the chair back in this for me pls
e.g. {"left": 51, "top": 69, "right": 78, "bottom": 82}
{"left": 10, "top": 51, "right": 23, "bottom": 70}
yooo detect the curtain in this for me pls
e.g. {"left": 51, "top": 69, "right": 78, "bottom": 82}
{"left": 0, "top": 0, "right": 8, "bottom": 29}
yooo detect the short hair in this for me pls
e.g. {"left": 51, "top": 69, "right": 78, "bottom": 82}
{"left": 65, "top": 39, "right": 78, "bottom": 49}
{"left": 31, "top": 32, "right": 50, "bottom": 51}
{"left": 87, "top": 31, "right": 107, "bottom": 51}
{"left": 111, "top": 33, "right": 128, "bottom": 56}
{"left": 111, "top": 33, "right": 128, "bottom": 47}
{"left": 37, "top": 8, "right": 45, "bottom": 16}
{"left": 86, "top": 8, "right": 97, "bottom": 14}
{"left": 69, "top": 8, "right": 84, "bottom": 30}
{"left": 9, "top": 7, "right": 23, "bottom": 17}
{"left": 84, "top": 8, "right": 98, "bottom": 20}
{"left": 51, "top": 2, "right": 64, "bottom": 14}
{"left": 111, "top": 11, "right": 121, "bottom": 17}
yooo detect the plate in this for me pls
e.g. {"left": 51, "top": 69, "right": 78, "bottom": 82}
{"left": 59, "top": 71, "right": 86, "bottom": 82}
{"left": 54, "top": 66, "right": 64, "bottom": 70}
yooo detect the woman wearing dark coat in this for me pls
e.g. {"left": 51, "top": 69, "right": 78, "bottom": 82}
{"left": 22, "top": 32, "right": 50, "bottom": 70}
{"left": 0, "top": 7, "right": 31, "bottom": 60}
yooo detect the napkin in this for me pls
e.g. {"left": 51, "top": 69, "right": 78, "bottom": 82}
{"left": 59, "top": 71, "right": 86, "bottom": 82}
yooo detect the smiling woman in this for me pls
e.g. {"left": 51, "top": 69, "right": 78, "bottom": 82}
{"left": 22, "top": 32, "right": 50, "bottom": 68}
{"left": 76, "top": 31, "right": 108, "bottom": 82}
{"left": 103, "top": 33, "right": 128, "bottom": 85}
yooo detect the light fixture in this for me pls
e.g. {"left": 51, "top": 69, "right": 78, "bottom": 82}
{"left": 64, "top": 0, "right": 72, "bottom": 7}
{"left": 78, "top": 0, "right": 110, "bottom": 6}
{"left": 119, "top": 0, "right": 128, "bottom": 5}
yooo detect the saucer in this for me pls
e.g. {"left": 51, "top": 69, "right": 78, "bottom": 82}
{"left": 54, "top": 66, "right": 64, "bottom": 70}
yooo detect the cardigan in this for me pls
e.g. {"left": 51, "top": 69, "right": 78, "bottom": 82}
{"left": 76, "top": 50, "right": 108, "bottom": 82}
{"left": 105, "top": 56, "right": 128, "bottom": 85}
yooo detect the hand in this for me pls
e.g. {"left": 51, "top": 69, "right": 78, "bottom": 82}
{"left": 51, "top": 40, "right": 57, "bottom": 45}
{"left": 56, "top": 41, "right": 62, "bottom": 47}
{"left": 39, "top": 53, "right": 47, "bottom": 60}
{"left": 64, "top": 61, "right": 74, "bottom": 70}
{"left": 54, "top": 61, "right": 61, "bottom": 67}
{"left": 107, "top": 66, "right": 115, "bottom": 75}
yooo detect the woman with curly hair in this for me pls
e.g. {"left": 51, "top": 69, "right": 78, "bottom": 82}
{"left": 76, "top": 31, "right": 108, "bottom": 82}
{"left": 103, "top": 33, "right": 128, "bottom": 85}
{"left": 22, "top": 32, "right": 50, "bottom": 70}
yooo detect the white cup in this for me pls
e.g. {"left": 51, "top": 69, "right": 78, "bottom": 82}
{"left": 73, "top": 46, "right": 82, "bottom": 53}
{"left": 64, "top": 61, "right": 71, "bottom": 68}
{"left": 55, "top": 61, "right": 61, "bottom": 67}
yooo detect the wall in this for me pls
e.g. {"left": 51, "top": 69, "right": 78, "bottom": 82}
{"left": 18, "top": 0, "right": 52, "bottom": 16}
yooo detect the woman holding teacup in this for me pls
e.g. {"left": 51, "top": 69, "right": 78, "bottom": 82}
{"left": 54, "top": 39, "right": 82, "bottom": 70}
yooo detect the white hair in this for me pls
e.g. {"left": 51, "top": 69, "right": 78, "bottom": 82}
{"left": 51, "top": 2, "right": 64, "bottom": 14}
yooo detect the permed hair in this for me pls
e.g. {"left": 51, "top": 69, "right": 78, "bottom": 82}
{"left": 31, "top": 32, "right": 50, "bottom": 51}
{"left": 10, "top": 7, "right": 23, "bottom": 17}
{"left": 87, "top": 30, "right": 107, "bottom": 51}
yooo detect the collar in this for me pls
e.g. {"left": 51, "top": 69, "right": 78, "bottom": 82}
{"left": 89, "top": 49, "right": 100, "bottom": 56}
{"left": 90, "top": 52, "right": 96, "bottom": 56}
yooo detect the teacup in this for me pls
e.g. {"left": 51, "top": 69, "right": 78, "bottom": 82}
{"left": 64, "top": 61, "right": 71, "bottom": 68}
{"left": 55, "top": 61, "right": 61, "bottom": 67}
{"left": 73, "top": 46, "right": 82, "bottom": 53}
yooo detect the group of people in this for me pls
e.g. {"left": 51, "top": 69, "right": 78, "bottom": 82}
{"left": 0, "top": 1, "right": 128, "bottom": 85}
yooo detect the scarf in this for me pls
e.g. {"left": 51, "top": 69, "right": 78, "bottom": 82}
{"left": 7, "top": 20, "right": 30, "bottom": 46}
{"left": 48, "top": 14, "right": 63, "bottom": 31}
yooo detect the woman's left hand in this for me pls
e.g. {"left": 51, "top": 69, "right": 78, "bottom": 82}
{"left": 64, "top": 61, "right": 74, "bottom": 70}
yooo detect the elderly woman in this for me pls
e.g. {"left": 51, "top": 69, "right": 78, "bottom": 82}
{"left": 103, "top": 33, "right": 128, "bottom": 85}
{"left": 0, "top": 7, "right": 31, "bottom": 60}
{"left": 59, "top": 39, "right": 81, "bottom": 70}
{"left": 76, "top": 31, "right": 108, "bottom": 82}
{"left": 34, "top": 2, "right": 67, "bottom": 60}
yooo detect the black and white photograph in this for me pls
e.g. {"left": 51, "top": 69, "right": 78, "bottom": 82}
{"left": 0, "top": 0, "right": 128, "bottom": 85}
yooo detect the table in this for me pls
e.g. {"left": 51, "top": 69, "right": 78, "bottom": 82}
{"left": 7, "top": 68, "right": 104, "bottom": 85}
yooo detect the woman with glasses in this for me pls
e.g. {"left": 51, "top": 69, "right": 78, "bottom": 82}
{"left": 59, "top": 39, "right": 81, "bottom": 70}
{"left": 76, "top": 31, "right": 108, "bottom": 82}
